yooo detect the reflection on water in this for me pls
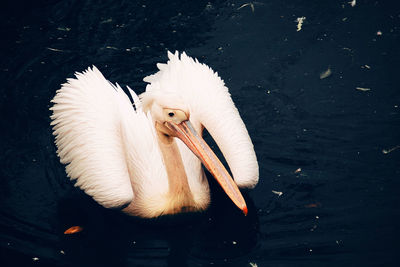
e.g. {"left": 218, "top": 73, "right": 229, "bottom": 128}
{"left": 1, "top": 0, "right": 399, "bottom": 266}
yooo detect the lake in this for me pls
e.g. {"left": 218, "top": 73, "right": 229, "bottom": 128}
{"left": 0, "top": 0, "right": 399, "bottom": 266}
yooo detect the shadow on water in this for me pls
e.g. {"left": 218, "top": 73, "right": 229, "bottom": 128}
{"left": 0, "top": 175, "right": 259, "bottom": 266}
{"left": 54, "top": 182, "right": 259, "bottom": 267}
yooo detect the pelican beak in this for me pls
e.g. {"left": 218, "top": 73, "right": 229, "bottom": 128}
{"left": 165, "top": 120, "right": 248, "bottom": 215}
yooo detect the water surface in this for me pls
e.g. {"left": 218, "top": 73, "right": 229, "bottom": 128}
{"left": 1, "top": 0, "right": 399, "bottom": 266}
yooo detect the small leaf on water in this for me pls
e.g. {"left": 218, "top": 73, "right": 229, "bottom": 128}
{"left": 64, "top": 226, "right": 83, "bottom": 234}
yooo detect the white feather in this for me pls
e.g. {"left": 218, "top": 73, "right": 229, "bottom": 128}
{"left": 143, "top": 52, "right": 259, "bottom": 189}
{"left": 50, "top": 66, "right": 169, "bottom": 211}
{"left": 50, "top": 51, "right": 258, "bottom": 217}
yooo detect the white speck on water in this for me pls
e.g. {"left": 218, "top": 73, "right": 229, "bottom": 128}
{"left": 382, "top": 146, "right": 400, "bottom": 154}
{"left": 60, "top": 250, "right": 65, "bottom": 255}
{"left": 249, "top": 262, "right": 258, "bottom": 267}
{"left": 272, "top": 190, "right": 283, "bottom": 196}
{"left": 356, "top": 87, "right": 371, "bottom": 91}
{"left": 232, "top": 241, "right": 237, "bottom": 245}
{"left": 348, "top": 0, "right": 356, "bottom": 7}
{"left": 47, "top": 47, "right": 64, "bottom": 52}
{"left": 57, "top": 27, "right": 71, "bottom": 31}
{"left": 320, "top": 67, "right": 332, "bottom": 79}
{"left": 32, "top": 257, "right": 39, "bottom": 261}
{"left": 296, "top": 17, "right": 306, "bottom": 31}
{"left": 237, "top": 3, "right": 256, "bottom": 13}
{"left": 100, "top": 18, "right": 113, "bottom": 24}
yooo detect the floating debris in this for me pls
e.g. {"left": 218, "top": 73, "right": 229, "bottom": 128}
{"left": 237, "top": 3, "right": 255, "bottom": 12}
{"left": 362, "top": 64, "right": 371, "bottom": 69}
{"left": 382, "top": 145, "right": 400, "bottom": 154}
{"left": 376, "top": 30, "right": 383, "bottom": 36}
{"left": 106, "top": 46, "right": 118, "bottom": 50}
{"left": 356, "top": 87, "right": 371, "bottom": 91}
{"left": 64, "top": 226, "right": 83, "bottom": 234}
{"left": 57, "top": 27, "right": 71, "bottom": 32}
{"left": 232, "top": 241, "right": 237, "bottom": 245}
{"left": 47, "top": 47, "right": 64, "bottom": 52}
{"left": 205, "top": 2, "right": 213, "bottom": 11}
{"left": 294, "top": 168, "right": 302, "bottom": 174}
{"left": 296, "top": 17, "right": 306, "bottom": 31}
{"left": 319, "top": 68, "right": 332, "bottom": 79}
{"left": 32, "top": 257, "right": 39, "bottom": 261}
{"left": 249, "top": 262, "right": 258, "bottom": 267}
{"left": 272, "top": 190, "right": 283, "bottom": 196}
{"left": 100, "top": 18, "right": 113, "bottom": 24}
{"left": 60, "top": 250, "right": 65, "bottom": 255}
{"left": 305, "top": 202, "right": 322, "bottom": 208}
{"left": 237, "top": 2, "right": 263, "bottom": 12}
{"left": 348, "top": 0, "right": 356, "bottom": 7}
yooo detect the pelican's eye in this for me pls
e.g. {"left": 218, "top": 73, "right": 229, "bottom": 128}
{"left": 164, "top": 108, "right": 188, "bottom": 124}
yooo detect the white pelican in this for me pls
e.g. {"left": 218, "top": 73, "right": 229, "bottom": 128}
{"left": 50, "top": 51, "right": 258, "bottom": 218}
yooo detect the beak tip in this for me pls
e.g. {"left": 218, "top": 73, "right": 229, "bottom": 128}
{"left": 243, "top": 206, "right": 248, "bottom": 216}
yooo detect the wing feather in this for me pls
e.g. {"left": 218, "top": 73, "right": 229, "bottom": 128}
{"left": 50, "top": 66, "right": 135, "bottom": 209}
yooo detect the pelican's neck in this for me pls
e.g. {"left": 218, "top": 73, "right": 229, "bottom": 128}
{"left": 155, "top": 122, "right": 197, "bottom": 214}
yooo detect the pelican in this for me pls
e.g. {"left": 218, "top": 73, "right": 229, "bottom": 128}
{"left": 50, "top": 51, "right": 258, "bottom": 218}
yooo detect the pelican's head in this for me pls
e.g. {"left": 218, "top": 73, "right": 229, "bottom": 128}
{"left": 140, "top": 51, "right": 259, "bottom": 215}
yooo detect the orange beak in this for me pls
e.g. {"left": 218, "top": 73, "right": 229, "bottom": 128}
{"left": 165, "top": 120, "right": 248, "bottom": 215}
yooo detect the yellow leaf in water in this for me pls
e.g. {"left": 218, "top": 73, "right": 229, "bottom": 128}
{"left": 320, "top": 68, "right": 332, "bottom": 79}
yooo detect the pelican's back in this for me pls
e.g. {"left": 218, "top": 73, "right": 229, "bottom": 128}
{"left": 50, "top": 67, "right": 167, "bottom": 210}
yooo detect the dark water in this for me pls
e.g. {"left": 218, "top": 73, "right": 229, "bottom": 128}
{"left": 1, "top": 0, "right": 399, "bottom": 266}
